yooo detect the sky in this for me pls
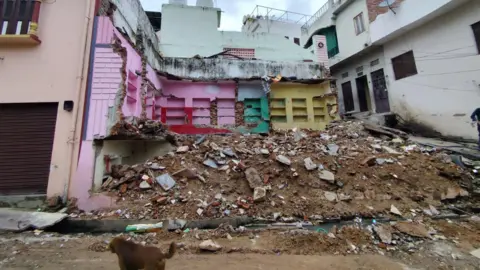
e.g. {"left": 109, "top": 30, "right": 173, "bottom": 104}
{"left": 140, "top": 0, "right": 328, "bottom": 31}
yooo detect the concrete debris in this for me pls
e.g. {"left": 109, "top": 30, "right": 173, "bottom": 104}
{"left": 156, "top": 173, "right": 176, "bottom": 191}
{"left": 390, "top": 205, "right": 402, "bottom": 216}
{"left": 324, "top": 191, "right": 337, "bottom": 202}
{"left": 374, "top": 225, "right": 392, "bottom": 244}
{"left": 81, "top": 119, "right": 476, "bottom": 223}
{"left": 253, "top": 187, "right": 267, "bottom": 202}
{"left": 176, "top": 146, "right": 189, "bottom": 153}
{"left": 245, "top": 168, "right": 263, "bottom": 189}
{"left": 382, "top": 146, "right": 401, "bottom": 155}
{"left": 304, "top": 157, "right": 317, "bottom": 171}
{"left": 0, "top": 208, "right": 68, "bottom": 232}
{"left": 394, "top": 222, "right": 431, "bottom": 239}
{"left": 276, "top": 155, "right": 291, "bottom": 166}
{"left": 319, "top": 170, "right": 335, "bottom": 183}
{"left": 199, "top": 239, "right": 222, "bottom": 251}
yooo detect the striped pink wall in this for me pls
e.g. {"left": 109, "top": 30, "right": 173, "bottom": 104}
{"left": 313, "top": 35, "right": 329, "bottom": 70}
{"left": 86, "top": 47, "right": 122, "bottom": 140}
{"left": 96, "top": 16, "right": 115, "bottom": 44}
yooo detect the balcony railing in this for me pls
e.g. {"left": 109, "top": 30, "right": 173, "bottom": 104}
{"left": 0, "top": 0, "right": 41, "bottom": 44}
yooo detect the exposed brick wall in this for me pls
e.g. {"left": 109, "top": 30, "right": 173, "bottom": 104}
{"left": 367, "top": 0, "right": 404, "bottom": 22}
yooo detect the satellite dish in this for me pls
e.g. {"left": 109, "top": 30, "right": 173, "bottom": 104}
{"left": 377, "top": 0, "right": 394, "bottom": 7}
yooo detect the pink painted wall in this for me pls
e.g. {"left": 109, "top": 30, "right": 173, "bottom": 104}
{"left": 158, "top": 81, "right": 236, "bottom": 125}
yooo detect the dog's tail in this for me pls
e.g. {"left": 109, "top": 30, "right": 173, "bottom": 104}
{"left": 164, "top": 242, "right": 176, "bottom": 259}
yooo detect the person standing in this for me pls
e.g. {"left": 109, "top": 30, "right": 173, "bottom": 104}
{"left": 470, "top": 107, "right": 480, "bottom": 150}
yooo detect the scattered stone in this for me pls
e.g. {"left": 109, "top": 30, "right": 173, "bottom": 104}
{"left": 276, "top": 155, "right": 291, "bottom": 166}
{"left": 470, "top": 248, "right": 480, "bottom": 259}
{"left": 148, "top": 163, "right": 166, "bottom": 170}
{"left": 382, "top": 146, "right": 401, "bottom": 155}
{"left": 197, "top": 208, "right": 204, "bottom": 216}
{"left": 139, "top": 181, "right": 151, "bottom": 190}
{"left": 319, "top": 170, "right": 335, "bottom": 183}
{"left": 337, "top": 193, "right": 351, "bottom": 201}
{"left": 374, "top": 225, "right": 392, "bottom": 244}
{"left": 172, "top": 168, "right": 198, "bottom": 179}
{"left": 260, "top": 149, "right": 270, "bottom": 155}
{"left": 443, "top": 187, "right": 469, "bottom": 200}
{"left": 199, "top": 240, "right": 222, "bottom": 252}
{"left": 376, "top": 158, "right": 386, "bottom": 165}
{"left": 327, "top": 144, "right": 339, "bottom": 156}
{"left": 390, "top": 204, "right": 402, "bottom": 216}
{"left": 203, "top": 159, "right": 218, "bottom": 169}
{"left": 392, "top": 138, "right": 404, "bottom": 144}
{"left": 324, "top": 191, "right": 337, "bottom": 202}
{"left": 253, "top": 187, "right": 267, "bottom": 202}
{"left": 155, "top": 173, "right": 176, "bottom": 191}
{"left": 429, "top": 205, "right": 440, "bottom": 216}
{"left": 222, "top": 148, "right": 235, "bottom": 157}
{"left": 371, "top": 144, "right": 382, "bottom": 151}
{"left": 245, "top": 167, "right": 263, "bottom": 189}
{"left": 304, "top": 157, "right": 317, "bottom": 171}
{"left": 394, "top": 222, "right": 431, "bottom": 238}
{"left": 176, "top": 146, "right": 189, "bottom": 153}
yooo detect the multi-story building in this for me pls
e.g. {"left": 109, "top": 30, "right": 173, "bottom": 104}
{"left": 0, "top": 0, "right": 95, "bottom": 205}
{"left": 302, "top": 0, "right": 480, "bottom": 140}
{"left": 68, "top": 0, "right": 337, "bottom": 210}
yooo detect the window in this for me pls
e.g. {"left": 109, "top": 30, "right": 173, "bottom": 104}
{"left": 391, "top": 51, "right": 418, "bottom": 80}
{"left": 355, "top": 66, "right": 363, "bottom": 73}
{"left": 370, "top": 59, "right": 379, "bottom": 66}
{"left": 353, "top": 13, "right": 365, "bottom": 35}
{"left": 342, "top": 72, "right": 349, "bottom": 78}
{"left": 294, "top": 37, "right": 300, "bottom": 45}
{"left": 472, "top": 21, "right": 480, "bottom": 54}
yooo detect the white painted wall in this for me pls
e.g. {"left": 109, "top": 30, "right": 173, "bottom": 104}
{"left": 333, "top": 48, "right": 386, "bottom": 114}
{"left": 329, "top": 0, "right": 370, "bottom": 66}
{"left": 382, "top": 1, "right": 480, "bottom": 139}
{"left": 242, "top": 18, "right": 303, "bottom": 44}
{"left": 159, "top": 4, "right": 315, "bottom": 61}
{"left": 369, "top": 0, "right": 470, "bottom": 44}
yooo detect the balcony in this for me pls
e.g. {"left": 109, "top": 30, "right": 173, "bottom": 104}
{"left": 0, "top": 0, "right": 42, "bottom": 46}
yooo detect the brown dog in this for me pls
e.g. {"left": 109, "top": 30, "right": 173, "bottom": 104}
{"left": 109, "top": 237, "right": 176, "bottom": 270}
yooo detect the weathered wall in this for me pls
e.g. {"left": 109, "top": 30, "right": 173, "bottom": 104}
{"left": 159, "top": 57, "right": 325, "bottom": 80}
{"left": 159, "top": 4, "right": 315, "bottom": 61}
{"left": 382, "top": 1, "right": 480, "bottom": 139}
{"left": 237, "top": 82, "right": 270, "bottom": 134}
{"left": 0, "top": 0, "right": 95, "bottom": 198}
{"left": 269, "top": 82, "right": 337, "bottom": 130}
{"left": 368, "top": 0, "right": 470, "bottom": 44}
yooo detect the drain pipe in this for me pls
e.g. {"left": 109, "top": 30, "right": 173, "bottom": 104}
{"left": 63, "top": 0, "right": 95, "bottom": 202}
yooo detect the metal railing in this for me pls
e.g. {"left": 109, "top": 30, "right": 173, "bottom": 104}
{"left": 244, "top": 5, "right": 312, "bottom": 26}
{"left": 301, "top": 0, "right": 343, "bottom": 33}
{"left": 0, "top": 0, "right": 40, "bottom": 36}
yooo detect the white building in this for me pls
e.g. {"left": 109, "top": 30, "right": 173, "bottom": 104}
{"left": 159, "top": 1, "right": 316, "bottom": 62}
{"left": 241, "top": 5, "right": 310, "bottom": 46}
{"left": 301, "top": 0, "right": 480, "bottom": 140}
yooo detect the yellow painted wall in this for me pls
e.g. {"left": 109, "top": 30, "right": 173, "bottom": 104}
{"left": 269, "top": 82, "right": 338, "bottom": 130}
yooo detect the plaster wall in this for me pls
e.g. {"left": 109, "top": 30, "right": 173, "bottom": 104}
{"left": 382, "top": 1, "right": 480, "bottom": 139}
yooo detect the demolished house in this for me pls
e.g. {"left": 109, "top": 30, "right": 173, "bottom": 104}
{"left": 70, "top": 0, "right": 338, "bottom": 210}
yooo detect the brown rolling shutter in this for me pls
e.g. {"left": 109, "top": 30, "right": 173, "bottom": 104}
{"left": 0, "top": 103, "right": 58, "bottom": 195}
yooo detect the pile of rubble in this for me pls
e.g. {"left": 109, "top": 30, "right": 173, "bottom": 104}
{"left": 74, "top": 120, "right": 477, "bottom": 221}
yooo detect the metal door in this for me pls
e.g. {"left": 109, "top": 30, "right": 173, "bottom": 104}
{"left": 371, "top": 69, "right": 390, "bottom": 113}
{"left": 0, "top": 103, "right": 58, "bottom": 195}
{"left": 341, "top": 81, "right": 354, "bottom": 112}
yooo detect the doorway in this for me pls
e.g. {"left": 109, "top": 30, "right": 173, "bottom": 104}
{"left": 355, "top": 75, "right": 370, "bottom": 112}
{"left": 341, "top": 81, "right": 354, "bottom": 112}
{"left": 371, "top": 69, "right": 391, "bottom": 113}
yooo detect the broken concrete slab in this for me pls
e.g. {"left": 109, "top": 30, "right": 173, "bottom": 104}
{"left": 155, "top": 173, "right": 176, "bottom": 191}
{"left": 176, "top": 146, "right": 189, "bottom": 153}
{"left": 382, "top": 146, "right": 401, "bottom": 155}
{"left": 374, "top": 225, "right": 392, "bottom": 244}
{"left": 304, "top": 157, "right": 317, "bottom": 171}
{"left": 390, "top": 204, "right": 402, "bottom": 216}
{"left": 0, "top": 208, "right": 68, "bottom": 232}
{"left": 199, "top": 239, "right": 222, "bottom": 251}
{"left": 203, "top": 159, "right": 218, "bottom": 169}
{"left": 245, "top": 168, "right": 263, "bottom": 189}
{"left": 276, "top": 155, "right": 291, "bottom": 166}
{"left": 394, "top": 222, "right": 431, "bottom": 238}
{"left": 319, "top": 170, "right": 335, "bottom": 183}
{"left": 324, "top": 191, "right": 337, "bottom": 202}
{"left": 253, "top": 187, "right": 267, "bottom": 202}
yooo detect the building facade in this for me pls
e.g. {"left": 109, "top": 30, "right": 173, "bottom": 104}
{"left": 302, "top": 0, "right": 480, "bottom": 139}
{"left": 68, "top": 0, "right": 337, "bottom": 210}
{"left": 0, "top": 0, "right": 95, "bottom": 205}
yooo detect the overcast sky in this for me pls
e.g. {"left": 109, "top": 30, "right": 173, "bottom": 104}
{"left": 140, "top": 0, "right": 328, "bottom": 31}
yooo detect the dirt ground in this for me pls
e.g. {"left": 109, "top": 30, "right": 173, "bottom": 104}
{"left": 1, "top": 222, "right": 479, "bottom": 270}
